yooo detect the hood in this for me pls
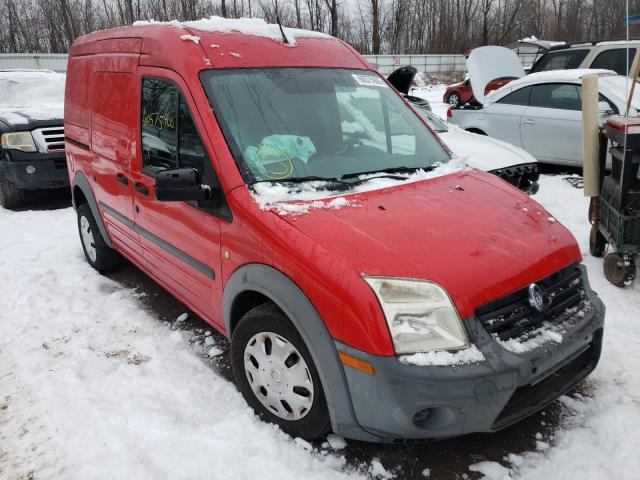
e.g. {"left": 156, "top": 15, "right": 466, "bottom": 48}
{"left": 279, "top": 170, "right": 579, "bottom": 319}
{"left": 387, "top": 66, "right": 418, "bottom": 95}
{"left": 0, "top": 105, "right": 64, "bottom": 130}
{"left": 467, "top": 46, "right": 525, "bottom": 105}
{"left": 439, "top": 127, "right": 537, "bottom": 171}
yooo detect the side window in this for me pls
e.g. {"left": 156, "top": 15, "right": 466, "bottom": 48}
{"left": 141, "top": 77, "right": 208, "bottom": 175}
{"left": 531, "top": 49, "right": 589, "bottom": 72}
{"left": 178, "top": 97, "right": 207, "bottom": 173}
{"left": 497, "top": 86, "right": 531, "bottom": 106}
{"left": 530, "top": 83, "right": 581, "bottom": 111}
{"left": 590, "top": 48, "right": 636, "bottom": 75}
{"left": 141, "top": 78, "right": 178, "bottom": 171}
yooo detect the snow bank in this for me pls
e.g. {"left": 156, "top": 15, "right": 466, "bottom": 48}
{"left": 0, "top": 207, "right": 365, "bottom": 480}
{"left": 135, "top": 16, "right": 331, "bottom": 46}
{"left": 503, "top": 175, "right": 640, "bottom": 480}
{"left": 251, "top": 159, "right": 467, "bottom": 216}
{"left": 400, "top": 345, "right": 485, "bottom": 367}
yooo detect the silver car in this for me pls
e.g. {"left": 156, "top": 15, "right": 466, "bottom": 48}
{"left": 450, "top": 47, "right": 640, "bottom": 166}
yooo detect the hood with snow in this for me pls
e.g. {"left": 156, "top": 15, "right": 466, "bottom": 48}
{"left": 255, "top": 169, "right": 580, "bottom": 319}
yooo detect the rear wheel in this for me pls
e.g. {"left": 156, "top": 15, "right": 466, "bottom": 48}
{"left": 589, "top": 225, "right": 607, "bottom": 258}
{"left": 0, "top": 168, "right": 25, "bottom": 209}
{"left": 447, "top": 92, "right": 461, "bottom": 108}
{"left": 230, "top": 303, "right": 331, "bottom": 440}
{"left": 77, "top": 203, "right": 122, "bottom": 273}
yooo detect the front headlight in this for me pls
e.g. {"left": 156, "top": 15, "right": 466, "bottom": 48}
{"left": 1, "top": 132, "right": 37, "bottom": 152}
{"left": 364, "top": 276, "right": 469, "bottom": 354}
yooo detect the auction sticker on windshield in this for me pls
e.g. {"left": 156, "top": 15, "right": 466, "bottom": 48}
{"left": 352, "top": 73, "right": 388, "bottom": 88}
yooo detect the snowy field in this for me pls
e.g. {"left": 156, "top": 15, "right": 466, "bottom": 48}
{"left": 2, "top": 88, "right": 640, "bottom": 480}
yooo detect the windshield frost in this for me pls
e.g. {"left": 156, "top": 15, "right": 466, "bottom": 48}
{"left": 200, "top": 68, "right": 450, "bottom": 185}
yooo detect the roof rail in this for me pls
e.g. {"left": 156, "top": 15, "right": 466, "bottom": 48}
{"left": 549, "top": 38, "right": 640, "bottom": 51}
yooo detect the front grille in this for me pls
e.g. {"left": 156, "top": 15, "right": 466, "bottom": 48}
{"left": 475, "top": 263, "right": 585, "bottom": 341}
{"left": 32, "top": 126, "right": 65, "bottom": 153}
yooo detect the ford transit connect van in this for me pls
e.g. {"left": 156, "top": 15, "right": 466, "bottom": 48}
{"left": 65, "top": 18, "right": 604, "bottom": 442}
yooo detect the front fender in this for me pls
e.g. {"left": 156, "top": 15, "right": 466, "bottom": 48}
{"left": 222, "top": 263, "right": 379, "bottom": 441}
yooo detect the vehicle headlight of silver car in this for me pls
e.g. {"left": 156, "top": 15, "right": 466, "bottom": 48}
{"left": 1, "top": 132, "right": 37, "bottom": 153}
{"left": 363, "top": 276, "right": 469, "bottom": 354}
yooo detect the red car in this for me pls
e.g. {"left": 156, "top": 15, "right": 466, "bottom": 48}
{"left": 444, "top": 76, "right": 515, "bottom": 107}
{"left": 64, "top": 20, "right": 604, "bottom": 442}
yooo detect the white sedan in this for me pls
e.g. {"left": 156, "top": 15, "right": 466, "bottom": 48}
{"left": 449, "top": 47, "right": 639, "bottom": 166}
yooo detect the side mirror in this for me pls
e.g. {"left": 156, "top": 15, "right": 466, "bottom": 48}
{"left": 598, "top": 101, "right": 614, "bottom": 114}
{"left": 155, "top": 168, "right": 212, "bottom": 202}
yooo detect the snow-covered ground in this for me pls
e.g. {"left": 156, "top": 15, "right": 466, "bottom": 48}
{"left": 2, "top": 175, "right": 639, "bottom": 480}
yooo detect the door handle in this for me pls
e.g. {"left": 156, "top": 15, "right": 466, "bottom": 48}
{"left": 523, "top": 118, "right": 535, "bottom": 125}
{"left": 134, "top": 182, "right": 149, "bottom": 196}
{"left": 116, "top": 173, "right": 129, "bottom": 186}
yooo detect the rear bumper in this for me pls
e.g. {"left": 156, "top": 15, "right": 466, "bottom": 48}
{"left": 1, "top": 152, "right": 69, "bottom": 190}
{"left": 336, "top": 273, "right": 604, "bottom": 442}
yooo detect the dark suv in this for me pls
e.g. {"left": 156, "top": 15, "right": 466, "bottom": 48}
{"left": 0, "top": 70, "right": 68, "bottom": 209}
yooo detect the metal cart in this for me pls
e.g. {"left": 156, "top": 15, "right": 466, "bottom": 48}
{"left": 590, "top": 116, "right": 640, "bottom": 287}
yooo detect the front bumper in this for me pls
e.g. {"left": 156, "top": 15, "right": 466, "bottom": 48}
{"left": 336, "top": 271, "right": 604, "bottom": 442}
{"left": 1, "top": 150, "right": 69, "bottom": 190}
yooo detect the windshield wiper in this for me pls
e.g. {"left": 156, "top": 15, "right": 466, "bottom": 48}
{"left": 341, "top": 165, "right": 433, "bottom": 180}
{"left": 253, "top": 176, "right": 353, "bottom": 188}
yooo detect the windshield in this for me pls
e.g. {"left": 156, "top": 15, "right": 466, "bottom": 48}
{"left": 200, "top": 68, "right": 450, "bottom": 184}
{"left": 0, "top": 72, "right": 65, "bottom": 108}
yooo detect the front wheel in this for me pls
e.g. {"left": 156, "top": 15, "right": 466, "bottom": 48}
{"left": 603, "top": 252, "right": 636, "bottom": 287}
{"left": 77, "top": 203, "right": 122, "bottom": 273}
{"left": 230, "top": 303, "right": 331, "bottom": 440}
{"left": 447, "top": 93, "right": 461, "bottom": 108}
{"left": 0, "top": 168, "right": 25, "bottom": 209}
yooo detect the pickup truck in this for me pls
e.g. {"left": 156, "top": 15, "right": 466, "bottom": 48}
{"left": 0, "top": 70, "right": 67, "bottom": 209}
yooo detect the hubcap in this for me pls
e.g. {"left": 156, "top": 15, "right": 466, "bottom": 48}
{"left": 449, "top": 94, "right": 459, "bottom": 106}
{"left": 80, "top": 216, "right": 97, "bottom": 262}
{"left": 244, "top": 332, "right": 314, "bottom": 421}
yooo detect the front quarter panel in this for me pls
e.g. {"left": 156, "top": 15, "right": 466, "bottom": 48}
{"left": 220, "top": 186, "right": 395, "bottom": 356}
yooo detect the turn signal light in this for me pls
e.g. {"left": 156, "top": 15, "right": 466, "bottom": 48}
{"left": 338, "top": 351, "right": 375, "bottom": 375}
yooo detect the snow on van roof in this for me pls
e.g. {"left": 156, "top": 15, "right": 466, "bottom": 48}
{"left": 134, "top": 16, "right": 331, "bottom": 46}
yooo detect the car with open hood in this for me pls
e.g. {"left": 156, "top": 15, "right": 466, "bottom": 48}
{"left": 449, "top": 46, "right": 637, "bottom": 166}
{"left": 0, "top": 69, "right": 67, "bottom": 208}
{"left": 387, "top": 66, "right": 539, "bottom": 193}
{"left": 65, "top": 19, "right": 604, "bottom": 442}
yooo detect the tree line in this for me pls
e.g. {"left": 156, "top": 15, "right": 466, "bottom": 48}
{"left": 1, "top": 0, "right": 639, "bottom": 55}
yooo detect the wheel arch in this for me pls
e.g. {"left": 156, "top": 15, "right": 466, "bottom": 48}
{"left": 222, "top": 263, "right": 377, "bottom": 441}
{"left": 71, "top": 171, "right": 112, "bottom": 248}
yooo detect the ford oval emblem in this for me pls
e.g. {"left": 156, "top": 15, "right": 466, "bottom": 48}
{"left": 528, "top": 283, "right": 545, "bottom": 312}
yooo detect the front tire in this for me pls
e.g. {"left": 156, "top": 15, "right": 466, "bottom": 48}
{"left": 77, "top": 203, "right": 122, "bottom": 273}
{"left": 230, "top": 303, "right": 331, "bottom": 440}
{"left": 0, "top": 168, "right": 25, "bottom": 209}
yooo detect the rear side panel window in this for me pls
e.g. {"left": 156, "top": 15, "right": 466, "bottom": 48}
{"left": 531, "top": 49, "right": 589, "bottom": 72}
{"left": 530, "top": 83, "right": 581, "bottom": 111}
{"left": 496, "top": 86, "right": 531, "bottom": 106}
{"left": 590, "top": 48, "right": 636, "bottom": 75}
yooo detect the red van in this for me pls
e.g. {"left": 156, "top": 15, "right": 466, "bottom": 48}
{"left": 65, "top": 19, "right": 604, "bottom": 442}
